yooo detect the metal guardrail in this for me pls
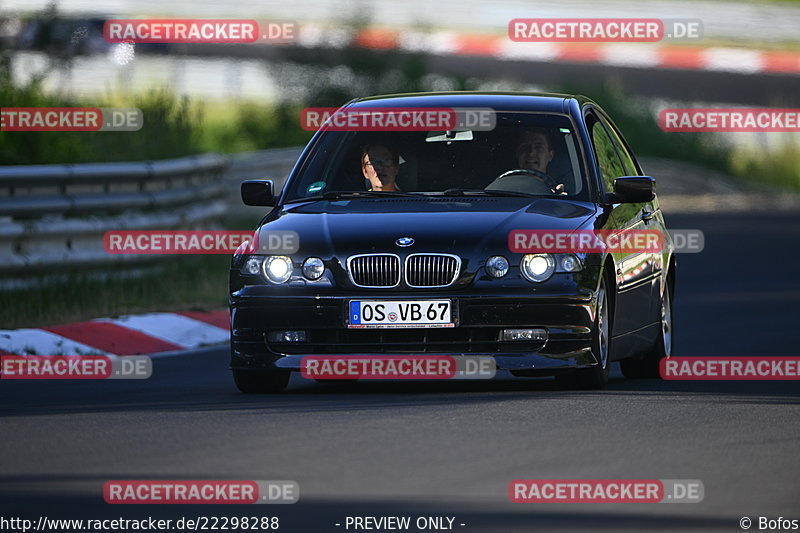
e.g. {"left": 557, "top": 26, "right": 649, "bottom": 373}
{"left": 0, "top": 153, "right": 230, "bottom": 275}
{"left": 221, "top": 147, "right": 305, "bottom": 218}
{"left": 224, "top": 147, "right": 304, "bottom": 191}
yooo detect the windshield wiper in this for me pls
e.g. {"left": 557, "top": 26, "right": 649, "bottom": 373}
{"left": 284, "top": 190, "right": 421, "bottom": 203}
{"left": 441, "top": 188, "right": 540, "bottom": 198}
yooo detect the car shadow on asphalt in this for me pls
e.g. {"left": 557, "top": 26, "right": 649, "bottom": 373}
{"left": 2, "top": 362, "right": 798, "bottom": 418}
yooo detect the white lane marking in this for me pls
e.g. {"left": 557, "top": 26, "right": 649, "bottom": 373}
{"left": 703, "top": 47, "right": 765, "bottom": 73}
{"left": 497, "top": 41, "right": 559, "bottom": 61}
{"left": 398, "top": 30, "right": 459, "bottom": 55}
{"left": 99, "top": 313, "right": 229, "bottom": 349}
{"left": 602, "top": 44, "right": 661, "bottom": 67}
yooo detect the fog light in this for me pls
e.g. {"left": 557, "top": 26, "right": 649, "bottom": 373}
{"left": 268, "top": 330, "right": 307, "bottom": 343}
{"left": 244, "top": 257, "right": 262, "bottom": 275}
{"left": 560, "top": 254, "right": 583, "bottom": 273}
{"left": 486, "top": 256, "right": 510, "bottom": 278}
{"left": 501, "top": 328, "right": 547, "bottom": 342}
{"left": 302, "top": 257, "right": 325, "bottom": 280}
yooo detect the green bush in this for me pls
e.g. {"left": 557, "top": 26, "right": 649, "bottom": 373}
{"left": 0, "top": 74, "right": 311, "bottom": 164}
{"left": 198, "top": 102, "right": 312, "bottom": 154}
{"left": 730, "top": 142, "right": 800, "bottom": 190}
{"left": 556, "top": 81, "right": 798, "bottom": 189}
{"left": 557, "top": 82, "right": 730, "bottom": 171}
{"left": 0, "top": 80, "right": 203, "bottom": 165}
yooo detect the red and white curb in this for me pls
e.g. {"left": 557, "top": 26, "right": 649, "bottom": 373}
{"left": 0, "top": 310, "right": 229, "bottom": 357}
{"left": 297, "top": 26, "right": 800, "bottom": 76}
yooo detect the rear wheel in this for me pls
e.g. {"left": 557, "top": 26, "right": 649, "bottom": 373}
{"left": 621, "top": 277, "right": 673, "bottom": 379}
{"left": 232, "top": 369, "right": 290, "bottom": 393}
{"left": 556, "top": 275, "right": 611, "bottom": 390}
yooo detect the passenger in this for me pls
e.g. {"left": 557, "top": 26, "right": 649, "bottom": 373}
{"left": 361, "top": 144, "right": 401, "bottom": 192}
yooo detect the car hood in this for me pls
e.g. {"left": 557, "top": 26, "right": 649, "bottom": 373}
{"left": 258, "top": 197, "right": 596, "bottom": 257}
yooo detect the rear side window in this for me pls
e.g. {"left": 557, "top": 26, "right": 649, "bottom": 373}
{"left": 599, "top": 115, "right": 639, "bottom": 177}
{"left": 589, "top": 118, "right": 626, "bottom": 193}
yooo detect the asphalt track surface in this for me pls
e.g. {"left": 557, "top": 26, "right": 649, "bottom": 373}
{"left": 1, "top": 211, "right": 799, "bottom": 532}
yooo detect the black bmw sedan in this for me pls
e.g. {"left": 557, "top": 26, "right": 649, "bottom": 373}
{"left": 229, "top": 92, "right": 675, "bottom": 392}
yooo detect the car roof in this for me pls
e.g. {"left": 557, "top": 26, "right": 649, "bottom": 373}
{"left": 347, "top": 91, "right": 597, "bottom": 114}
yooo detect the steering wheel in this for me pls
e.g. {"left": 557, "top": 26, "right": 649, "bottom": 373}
{"left": 490, "top": 168, "right": 560, "bottom": 194}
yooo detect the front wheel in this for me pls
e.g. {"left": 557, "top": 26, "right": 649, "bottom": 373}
{"left": 621, "top": 277, "right": 673, "bottom": 379}
{"left": 232, "top": 369, "right": 290, "bottom": 393}
{"left": 556, "top": 275, "right": 611, "bottom": 390}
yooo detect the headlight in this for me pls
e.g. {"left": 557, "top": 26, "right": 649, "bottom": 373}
{"left": 486, "top": 256, "right": 509, "bottom": 278}
{"left": 302, "top": 257, "right": 325, "bottom": 280}
{"left": 521, "top": 253, "right": 555, "bottom": 282}
{"left": 559, "top": 253, "right": 583, "bottom": 273}
{"left": 264, "top": 256, "right": 293, "bottom": 283}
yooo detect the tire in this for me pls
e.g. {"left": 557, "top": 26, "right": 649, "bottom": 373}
{"left": 232, "top": 369, "right": 290, "bottom": 393}
{"left": 620, "top": 276, "right": 673, "bottom": 379}
{"left": 556, "top": 274, "right": 611, "bottom": 390}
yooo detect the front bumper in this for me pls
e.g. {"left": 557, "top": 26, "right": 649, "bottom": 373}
{"left": 230, "top": 291, "right": 599, "bottom": 373}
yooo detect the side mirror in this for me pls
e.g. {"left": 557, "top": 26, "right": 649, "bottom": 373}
{"left": 241, "top": 179, "right": 276, "bottom": 206}
{"left": 610, "top": 176, "right": 655, "bottom": 204}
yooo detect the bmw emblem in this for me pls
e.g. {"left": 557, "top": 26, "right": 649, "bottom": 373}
{"left": 396, "top": 237, "right": 414, "bottom": 247}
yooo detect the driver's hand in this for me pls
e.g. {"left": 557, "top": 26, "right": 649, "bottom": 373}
{"left": 554, "top": 183, "right": 567, "bottom": 195}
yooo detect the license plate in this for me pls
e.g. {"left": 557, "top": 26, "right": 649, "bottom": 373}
{"left": 348, "top": 300, "right": 453, "bottom": 328}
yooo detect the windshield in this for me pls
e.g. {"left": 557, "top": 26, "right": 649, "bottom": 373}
{"left": 283, "top": 111, "right": 590, "bottom": 203}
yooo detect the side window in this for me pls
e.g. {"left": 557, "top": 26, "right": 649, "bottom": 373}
{"left": 599, "top": 115, "right": 638, "bottom": 177}
{"left": 589, "top": 118, "right": 626, "bottom": 193}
